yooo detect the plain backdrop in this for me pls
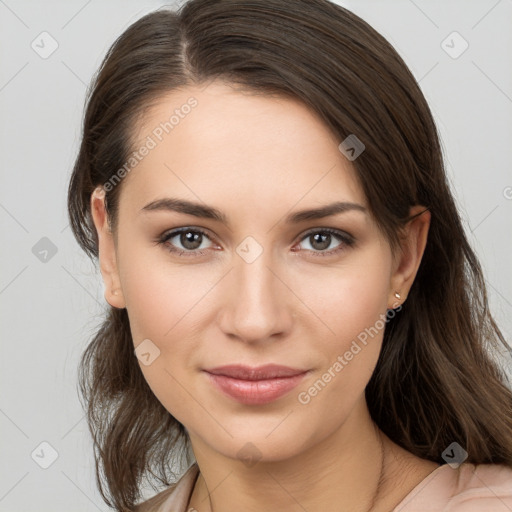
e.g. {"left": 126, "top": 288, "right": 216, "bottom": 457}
{"left": 1, "top": 0, "right": 511, "bottom": 510}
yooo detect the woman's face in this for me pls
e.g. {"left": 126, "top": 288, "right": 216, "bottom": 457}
{"left": 92, "top": 81, "right": 427, "bottom": 464}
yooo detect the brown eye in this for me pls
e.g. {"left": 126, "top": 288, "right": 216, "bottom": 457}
{"left": 179, "top": 231, "right": 204, "bottom": 250}
{"left": 308, "top": 232, "right": 332, "bottom": 251}
{"left": 295, "top": 228, "right": 355, "bottom": 256}
{"left": 158, "top": 227, "right": 215, "bottom": 256}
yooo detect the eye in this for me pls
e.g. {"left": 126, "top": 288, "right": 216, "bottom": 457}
{"left": 156, "top": 226, "right": 355, "bottom": 259}
{"left": 157, "top": 227, "right": 218, "bottom": 257}
{"left": 293, "top": 228, "right": 355, "bottom": 257}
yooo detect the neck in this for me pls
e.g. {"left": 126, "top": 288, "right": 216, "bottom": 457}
{"left": 188, "top": 400, "right": 403, "bottom": 512}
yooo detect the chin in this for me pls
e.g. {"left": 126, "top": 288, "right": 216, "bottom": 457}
{"left": 200, "top": 425, "right": 318, "bottom": 467}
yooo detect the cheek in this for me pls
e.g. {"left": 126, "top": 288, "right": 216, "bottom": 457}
{"left": 295, "top": 257, "right": 391, "bottom": 345}
{"left": 117, "top": 247, "right": 217, "bottom": 418}
{"left": 118, "top": 241, "right": 216, "bottom": 344}
{"left": 292, "top": 296, "right": 388, "bottom": 442}
{"left": 292, "top": 255, "right": 391, "bottom": 403}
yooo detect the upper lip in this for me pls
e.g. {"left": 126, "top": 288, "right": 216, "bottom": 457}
{"left": 204, "top": 364, "right": 308, "bottom": 380}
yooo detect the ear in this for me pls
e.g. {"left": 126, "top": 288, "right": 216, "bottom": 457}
{"left": 90, "top": 187, "right": 126, "bottom": 309}
{"left": 388, "top": 205, "right": 431, "bottom": 309}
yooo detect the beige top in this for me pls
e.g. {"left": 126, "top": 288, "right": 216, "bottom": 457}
{"left": 135, "top": 462, "right": 512, "bottom": 512}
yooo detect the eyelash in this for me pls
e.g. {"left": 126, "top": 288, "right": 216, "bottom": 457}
{"left": 156, "top": 227, "right": 355, "bottom": 259}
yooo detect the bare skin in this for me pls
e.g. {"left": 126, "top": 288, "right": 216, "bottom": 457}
{"left": 90, "top": 81, "right": 436, "bottom": 512}
{"left": 189, "top": 427, "right": 439, "bottom": 512}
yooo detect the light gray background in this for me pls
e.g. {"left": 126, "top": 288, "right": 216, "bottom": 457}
{"left": 1, "top": 0, "right": 511, "bottom": 510}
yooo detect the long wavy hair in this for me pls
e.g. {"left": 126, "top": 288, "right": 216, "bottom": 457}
{"left": 67, "top": 0, "right": 512, "bottom": 510}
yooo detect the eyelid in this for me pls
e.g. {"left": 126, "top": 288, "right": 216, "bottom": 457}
{"left": 297, "top": 226, "right": 354, "bottom": 242}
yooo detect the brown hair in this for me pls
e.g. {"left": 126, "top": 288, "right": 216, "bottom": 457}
{"left": 67, "top": 0, "right": 512, "bottom": 510}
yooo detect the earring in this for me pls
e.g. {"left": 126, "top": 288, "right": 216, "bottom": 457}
{"left": 394, "top": 292, "right": 401, "bottom": 300}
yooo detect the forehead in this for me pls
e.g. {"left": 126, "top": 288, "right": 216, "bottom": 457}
{"left": 119, "top": 81, "right": 367, "bottom": 217}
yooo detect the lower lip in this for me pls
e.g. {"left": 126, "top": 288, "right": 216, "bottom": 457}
{"left": 205, "top": 372, "right": 308, "bottom": 405}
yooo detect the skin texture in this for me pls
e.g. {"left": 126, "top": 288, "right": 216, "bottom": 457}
{"left": 91, "top": 81, "right": 437, "bottom": 512}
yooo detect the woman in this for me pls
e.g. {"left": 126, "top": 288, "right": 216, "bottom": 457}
{"left": 67, "top": 0, "right": 512, "bottom": 511}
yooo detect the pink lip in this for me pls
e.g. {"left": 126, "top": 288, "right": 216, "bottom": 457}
{"left": 203, "top": 364, "right": 309, "bottom": 405}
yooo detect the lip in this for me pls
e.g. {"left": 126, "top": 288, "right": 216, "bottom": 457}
{"left": 203, "top": 364, "right": 309, "bottom": 405}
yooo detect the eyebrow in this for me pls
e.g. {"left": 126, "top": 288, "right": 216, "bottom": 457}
{"left": 140, "top": 198, "right": 367, "bottom": 224}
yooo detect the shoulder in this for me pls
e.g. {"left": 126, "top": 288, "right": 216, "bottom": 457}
{"left": 134, "top": 463, "right": 200, "bottom": 512}
{"left": 395, "top": 462, "right": 512, "bottom": 512}
{"left": 445, "top": 463, "right": 512, "bottom": 511}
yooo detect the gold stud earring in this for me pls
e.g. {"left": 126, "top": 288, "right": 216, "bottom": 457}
{"left": 394, "top": 292, "right": 401, "bottom": 300}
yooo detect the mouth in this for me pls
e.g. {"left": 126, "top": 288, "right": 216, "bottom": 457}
{"left": 203, "top": 364, "right": 310, "bottom": 405}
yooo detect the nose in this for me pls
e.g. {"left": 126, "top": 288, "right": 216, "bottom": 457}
{"left": 216, "top": 248, "right": 294, "bottom": 345}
